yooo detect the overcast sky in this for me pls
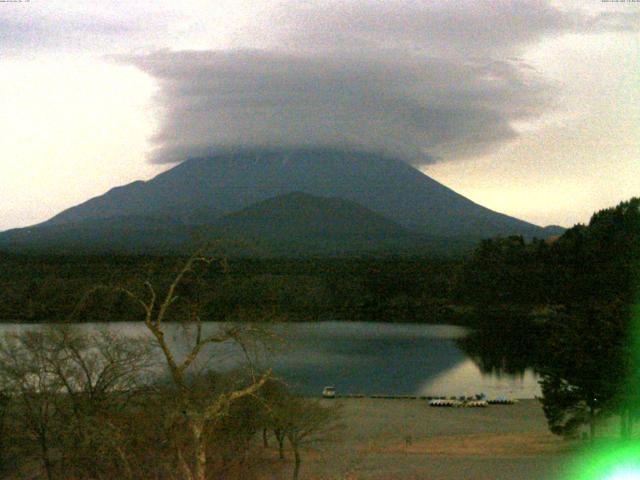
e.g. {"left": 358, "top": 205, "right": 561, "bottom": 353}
{"left": 1, "top": 0, "right": 638, "bottom": 231}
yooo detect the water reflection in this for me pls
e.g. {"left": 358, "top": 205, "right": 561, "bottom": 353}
{"left": 456, "top": 321, "right": 543, "bottom": 377}
{"left": 266, "top": 322, "right": 470, "bottom": 395}
{"left": 419, "top": 359, "right": 539, "bottom": 398}
{"left": 0, "top": 321, "right": 541, "bottom": 398}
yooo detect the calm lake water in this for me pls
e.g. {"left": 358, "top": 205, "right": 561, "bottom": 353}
{"left": 0, "top": 322, "right": 540, "bottom": 398}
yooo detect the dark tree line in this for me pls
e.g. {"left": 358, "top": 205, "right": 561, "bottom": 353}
{"left": 539, "top": 198, "right": 640, "bottom": 440}
{"left": 459, "top": 198, "right": 640, "bottom": 440}
{"left": 0, "top": 255, "right": 458, "bottom": 324}
{"left": 456, "top": 198, "right": 639, "bottom": 309}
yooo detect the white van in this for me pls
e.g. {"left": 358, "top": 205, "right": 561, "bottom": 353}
{"left": 322, "top": 386, "right": 336, "bottom": 398}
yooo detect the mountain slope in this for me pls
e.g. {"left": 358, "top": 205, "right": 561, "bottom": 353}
{"left": 0, "top": 216, "right": 196, "bottom": 254}
{"left": 215, "top": 192, "right": 410, "bottom": 241}
{"left": 40, "top": 149, "right": 551, "bottom": 239}
{"left": 0, "top": 193, "right": 458, "bottom": 256}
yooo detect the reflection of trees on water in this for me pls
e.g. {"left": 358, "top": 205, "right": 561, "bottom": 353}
{"left": 456, "top": 316, "right": 544, "bottom": 377}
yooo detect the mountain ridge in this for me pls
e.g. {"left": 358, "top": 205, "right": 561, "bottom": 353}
{"left": 40, "top": 149, "right": 554, "bottom": 237}
{"left": 1, "top": 149, "right": 565, "bottom": 255}
{"left": 0, "top": 192, "right": 458, "bottom": 256}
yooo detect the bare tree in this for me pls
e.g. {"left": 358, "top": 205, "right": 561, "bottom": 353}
{"left": 0, "top": 330, "right": 64, "bottom": 480}
{"left": 0, "top": 326, "right": 153, "bottom": 480}
{"left": 45, "top": 326, "right": 153, "bottom": 478}
{"left": 286, "top": 399, "right": 340, "bottom": 480}
{"left": 117, "top": 251, "right": 272, "bottom": 480}
{"left": 259, "top": 381, "right": 341, "bottom": 480}
{"left": 0, "top": 390, "right": 9, "bottom": 474}
{"left": 259, "top": 378, "right": 290, "bottom": 459}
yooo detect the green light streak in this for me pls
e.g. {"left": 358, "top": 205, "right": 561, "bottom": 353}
{"left": 605, "top": 469, "right": 640, "bottom": 480}
{"left": 565, "top": 441, "right": 640, "bottom": 480}
{"left": 564, "top": 300, "right": 640, "bottom": 480}
{"left": 556, "top": 202, "right": 640, "bottom": 479}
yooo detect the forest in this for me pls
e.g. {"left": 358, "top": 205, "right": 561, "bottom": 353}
{"left": 0, "top": 254, "right": 461, "bottom": 324}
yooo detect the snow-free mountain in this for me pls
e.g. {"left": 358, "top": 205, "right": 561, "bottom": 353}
{"left": 0, "top": 149, "right": 563, "bottom": 255}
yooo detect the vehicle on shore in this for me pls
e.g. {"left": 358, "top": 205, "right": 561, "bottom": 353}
{"left": 322, "top": 386, "right": 336, "bottom": 398}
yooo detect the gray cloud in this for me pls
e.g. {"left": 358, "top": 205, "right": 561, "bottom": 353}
{"left": 261, "top": 0, "right": 570, "bottom": 58}
{"left": 258, "top": 0, "right": 640, "bottom": 58}
{"left": 122, "top": 0, "right": 638, "bottom": 165}
{"left": 130, "top": 50, "right": 552, "bottom": 165}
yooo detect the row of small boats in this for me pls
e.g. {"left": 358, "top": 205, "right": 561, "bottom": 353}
{"left": 428, "top": 397, "right": 518, "bottom": 407}
{"left": 322, "top": 386, "right": 518, "bottom": 406}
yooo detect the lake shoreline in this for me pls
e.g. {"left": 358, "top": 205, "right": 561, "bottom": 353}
{"left": 294, "top": 398, "right": 574, "bottom": 480}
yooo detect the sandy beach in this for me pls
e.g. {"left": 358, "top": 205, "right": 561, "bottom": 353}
{"left": 272, "top": 398, "right": 577, "bottom": 480}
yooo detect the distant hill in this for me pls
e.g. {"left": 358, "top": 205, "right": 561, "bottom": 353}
{"left": 207, "top": 192, "right": 441, "bottom": 256}
{"left": 540, "top": 225, "right": 567, "bottom": 237}
{"left": 0, "top": 193, "right": 472, "bottom": 256}
{"left": 0, "top": 149, "right": 564, "bottom": 255}
{"left": 215, "top": 192, "right": 409, "bottom": 241}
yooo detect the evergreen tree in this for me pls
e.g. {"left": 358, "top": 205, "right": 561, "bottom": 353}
{"left": 539, "top": 303, "right": 627, "bottom": 439}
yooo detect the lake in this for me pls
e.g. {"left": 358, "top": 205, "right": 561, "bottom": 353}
{"left": 0, "top": 321, "right": 540, "bottom": 398}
